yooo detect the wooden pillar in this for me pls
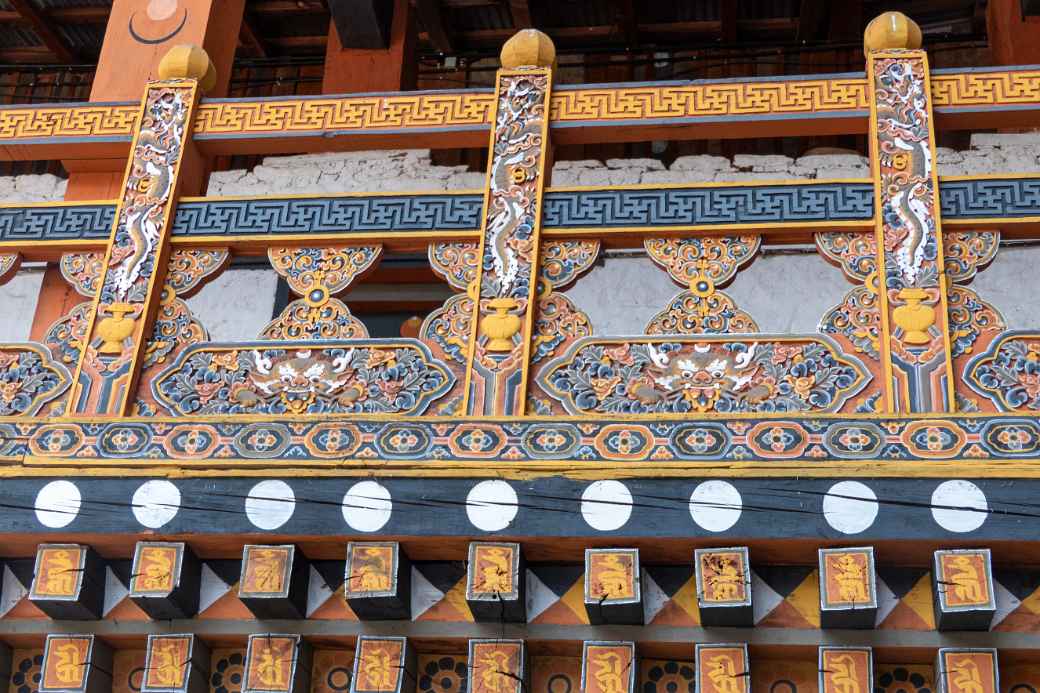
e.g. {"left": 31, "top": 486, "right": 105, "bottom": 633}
{"left": 64, "top": 46, "right": 212, "bottom": 417}
{"left": 29, "top": 0, "right": 245, "bottom": 342}
{"left": 90, "top": 0, "right": 244, "bottom": 101}
{"left": 463, "top": 30, "right": 555, "bottom": 416}
{"left": 865, "top": 12, "right": 957, "bottom": 413}
{"left": 987, "top": 0, "right": 1040, "bottom": 66}
{"left": 322, "top": 0, "right": 417, "bottom": 94}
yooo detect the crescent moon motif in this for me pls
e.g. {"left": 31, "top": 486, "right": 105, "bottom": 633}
{"left": 128, "top": 8, "right": 188, "bottom": 45}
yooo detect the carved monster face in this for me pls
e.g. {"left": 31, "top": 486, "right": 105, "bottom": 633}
{"left": 647, "top": 344, "right": 758, "bottom": 407}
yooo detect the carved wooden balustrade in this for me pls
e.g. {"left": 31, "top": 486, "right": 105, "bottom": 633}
{"left": 3, "top": 31, "right": 1040, "bottom": 461}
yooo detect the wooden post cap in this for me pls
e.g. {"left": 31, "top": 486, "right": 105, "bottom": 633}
{"left": 864, "top": 11, "right": 922, "bottom": 55}
{"left": 500, "top": 29, "right": 556, "bottom": 69}
{"left": 158, "top": 44, "right": 217, "bottom": 91}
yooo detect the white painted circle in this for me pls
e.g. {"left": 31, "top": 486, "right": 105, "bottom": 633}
{"left": 931, "top": 480, "right": 988, "bottom": 533}
{"left": 823, "top": 481, "right": 879, "bottom": 534}
{"left": 689, "top": 480, "right": 742, "bottom": 532}
{"left": 131, "top": 480, "right": 180, "bottom": 529}
{"left": 465, "top": 480, "right": 518, "bottom": 532}
{"left": 342, "top": 481, "right": 393, "bottom": 532}
{"left": 34, "top": 480, "right": 81, "bottom": 528}
{"left": 245, "top": 480, "right": 295, "bottom": 530}
{"left": 581, "top": 479, "right": 633, "bottom": 531}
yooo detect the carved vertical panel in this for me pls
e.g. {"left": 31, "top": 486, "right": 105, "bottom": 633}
{"left": 67, "top": 79, "right": 202, "bottom": 416}
{"left": 867, "top": 50, "right": 956, "bottom": 412}
{"left": 464, "top": 67, "right": 553, "bottom": 416}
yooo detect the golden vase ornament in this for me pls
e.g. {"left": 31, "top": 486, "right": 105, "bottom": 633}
{"left": 96, "top": 302, "right": 137, "bottom": 354}
{"left": 480, "top": 297, "right": 521, "bottom": 352}
{"left": 892, "top": 287, "right": 935, "bottom": 345}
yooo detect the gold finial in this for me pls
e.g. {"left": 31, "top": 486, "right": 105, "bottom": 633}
{"left": 158, "top": 44, "right": 217, "bottom": 92}
{"left": 500, "top": 29, "right": 556, "bottom": 69}
{"left": 863, "top": 11, "right": 922, "bottom": 56}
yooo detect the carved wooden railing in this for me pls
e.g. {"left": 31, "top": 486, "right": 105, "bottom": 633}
{"left": 0, "top": 22, "right": 1039, "bottom": 473}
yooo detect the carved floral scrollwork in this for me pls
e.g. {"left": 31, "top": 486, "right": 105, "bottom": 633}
{"left": 429, "top": 242, "right": 478, "bottom": 291}
{"left": 819, "top": 285, "right": 882, "bottom": 360}
{"left": 59, "top": 252, "right": 104, "bottom": 297}
{"left": 152, "top": 340, "right": 454, "bottom": 416}
{"left": 538, "top": 336, "right": 868, "bottom": 415}
{"left": 943, "top": 230, "right": 999, "bottom": 283}
{"left": 646, "top": 291, "right": 758, "bottom": 335}
{"left": 815, "top": 232, "right": 877, "bottom": 284}
{"left": 966, "top": 331, "right": 1040, "bottom": 411}
{"left": 263, "top": 245, "right": 381, "bottom": 340}
{"left": 0, "top": 253, "right": 21, "bottom": 286}
{"left": 645, "top": 236, "right": 759, "bottom": 286}
{"left": 643, "top": 236, "right": 760, "bottom": 336}
{"left": 947, "top": 285, "right": 1004, "bottom": 359}
{"left": 0, "top": 344, "right": 71, "bottom": 416}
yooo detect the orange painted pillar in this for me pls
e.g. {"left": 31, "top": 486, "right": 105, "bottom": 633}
{"left": 322, "top": 0, "right": 417, "bottom": 94}
{"left": 987, "top": 0, "right": 1040, "bottom": 66}
{"left": 30, "top": 0, "right": 245, "bottom": 342}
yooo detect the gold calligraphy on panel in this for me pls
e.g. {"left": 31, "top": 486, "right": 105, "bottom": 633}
{"left": 587, "top": 552, "right": 636, "bottom": 601}
{"left": 132, "top": 544, "right": 180, "bottom": 594}
{"left": 468, "top": 544, "right": 516, "bottom": 597}
{"left": 42, "top": 637, "right": 91, "bottom": 691}
{"left": 346, "top": 544, "right": 395, "bottom": 596}
{"left": 820, "top": 649, "right": 871, "bottom": 693}
{"left": 145, "top": 636, "right": 191, "bottom": 690}
{"left": 698, "top": 551, "right": 748, "bottom": 604}
{"left": 937, "top": 552, "right": 991, "bottom": 608}
{"left": 822, "top": 551, "right": 873, "bottom": 607}
{"left": 33, "top": 546, "right": 82, "bottom": 598}
{"left": 246, "top": 636, "right": 298, "bottom": 693}
{"left": 353, "top": 639, "right": 403, "bottom": 693}
{"left": 939, "top": 651, "right": 997, "bottom": 693}
{"left": 241, "top": 547, "right": 291, "bottom": 596}
{"left": 697, "top": 648, "right": 747, "bottom": 693}
{"left": 582, "top": 644, "right": 633, "bottom": 693}
{"left": 469, "top": 642, "right": 522, "bottom": 693}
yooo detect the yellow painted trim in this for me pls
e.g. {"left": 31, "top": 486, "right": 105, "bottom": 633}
{"left": 544, "top": 177, "right": 874, "bottom": 193}
{"left": 9, "top": 459, "right": 1040, "bottom": 480}
{"left": 168, "top": 230, "right": 480, "bottom": 247}
{"left": 0, "top": 199, "right": 115, "bottom": 209}
{"left": 177, "top": 189, "right": 486, "bottom": 203}
{"left": 7, "top": 409, "right": 1040, "bottom": 424}
{"left": 542, "top": 219, "right": 871, "bottom": 237}
{"left": 866, "top": 52, "right": 898, "bottom": 413}
{"left": 919, "top": 52, "right": 959, "bottom": 412}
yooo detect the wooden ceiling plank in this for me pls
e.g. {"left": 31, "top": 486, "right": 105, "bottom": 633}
{"left": 416, "top": 0, "right": 453, "bottom": 53}
{"left": 7, "top": 0, "right": 77, "bottom": 63}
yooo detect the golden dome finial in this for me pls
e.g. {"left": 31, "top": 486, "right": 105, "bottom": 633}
{"left": 864, "top": 11, "right": 923, "bottom": 56}
{"left": 158, "top": 44, "right": 217, "bottom": 92}
{"left": 500, "top": 29, "right": 556, "bottom": 69}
